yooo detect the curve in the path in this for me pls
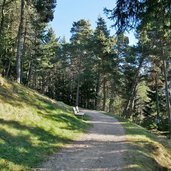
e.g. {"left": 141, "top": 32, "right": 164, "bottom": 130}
{"left": 41, "top": 110, "right": 128, "bottom": 171}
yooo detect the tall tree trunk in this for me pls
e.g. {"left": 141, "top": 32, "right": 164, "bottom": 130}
{"left": 5, "top": 60, "right": 11, "bottom": 77}
{"left": 86, "top": 98, "right": 89, "bottom": 109}
{"left": 163, "top": 58, "right": 171, "bottom": 139}
{"left": 76, "top": 72, "right": 80, "bottom": 106}
{"left": 102, "top": 77, "right": 106, "bottom": 111}
{"left": 155, "top": 72, "right": 160, "bottom": 127}
{"left": 122, "top": 56, "right": 145, "bottom": 118}
{"left": 95, "top": 72, "right": 100, "bottom": 110}
{"left": 21, "top": 21, "right": 27, "bottom": 82}
{"left": 109, "top": 78, "right": 115, "bottom": 113}
{"left": 16, "top": 0, "right": 25, "bottom": 83}
{"left": 68, "top": 73, "right": 73, "bottom": 104}
{"left": 27, "top": 60, "right": 33, "bottom": 86}
{"left": 76, "top": 52, "right": 82, "bottom": 107}
{"left": 0, "top": 0, "right": 6, "bottom": 36}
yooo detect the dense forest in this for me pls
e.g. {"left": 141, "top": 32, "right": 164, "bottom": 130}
{"left": 0, "top": 0, "right": 171, "bottom": 136}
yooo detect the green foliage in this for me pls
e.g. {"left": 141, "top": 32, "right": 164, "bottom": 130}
{"left": 105, "top": 0, "right": 171, "bottom": 34}
{"left": 1, "top": 0, "right": 171, "bottom": 139}
{"left": 33, "top": 0, "right": 57, "bottom": 22}
{"left": 142, "top": 85, "right": 168, "bottom": 131}
{"left": 143, "top": 88, "right": 160, "bottom": 129}
{"left": 132, "top": 81, "right": 148, "bottom": 124}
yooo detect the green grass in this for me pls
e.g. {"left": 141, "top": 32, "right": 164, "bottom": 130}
{"left": 0, "top": 77, "right": 89, "bottom": 170}
{"left": 105, "top": 113, "right": 171, "bottom": 171}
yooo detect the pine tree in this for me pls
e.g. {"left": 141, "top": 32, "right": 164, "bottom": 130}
{"left": 105, "top": 0, "right": 171, "bottom": 137}
{"left": 93, "top": 17, "right": 111, "bottom": 111}
{"left": 142, "top": 85, "right": 167, "bottom": 131}
{"left": 70, "top": 19, "right": 93, "bottom": 106}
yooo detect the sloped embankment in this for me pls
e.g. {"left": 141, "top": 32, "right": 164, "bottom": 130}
{"left": 114, "top": 115, "right": 171, "bottom": 171}
{"left": 0, "top": 77, "right": 89, "bottom": 170}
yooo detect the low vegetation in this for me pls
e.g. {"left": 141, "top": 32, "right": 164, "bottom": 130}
{"left": 113, "top": 114, "right": 171, "bottom": 171}
{"left": 0, "top": 76, "right": 89, "bottom": 170}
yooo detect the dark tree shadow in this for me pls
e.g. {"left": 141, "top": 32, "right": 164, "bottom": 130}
{"left": 0, "top": 118, "right": 72, "bottom": 169}
{"left": 38, "top": 113, "right": 88, "bottom": 131}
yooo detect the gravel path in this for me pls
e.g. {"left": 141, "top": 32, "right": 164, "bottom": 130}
{"left": 40, "top": 110, "right": 128, "bottom": 171}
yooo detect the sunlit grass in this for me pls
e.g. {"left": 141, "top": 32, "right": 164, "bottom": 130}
{"left": 0, "top": 77, "right": 89, "bottom": 170}
{"left": 106, "top": 113, "right": 171, "bottom": 171}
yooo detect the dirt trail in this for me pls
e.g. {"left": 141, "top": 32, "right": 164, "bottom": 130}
{"left": 41, "top": 110, "right": 128, "bottom": 171}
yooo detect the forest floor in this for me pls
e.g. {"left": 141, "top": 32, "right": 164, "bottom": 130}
{"left": 40, "top": 110, "right": 127, "bottom": 171}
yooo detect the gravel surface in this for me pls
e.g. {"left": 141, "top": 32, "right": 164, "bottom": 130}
{"left": 40, "top": 110, "right": 128, "bottom": 171}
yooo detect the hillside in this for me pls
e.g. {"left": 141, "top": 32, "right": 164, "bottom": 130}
{"left": 1, "top": 75, "right": 171, "bottom": 171}
{"left": 0, "top": 76, "right": 89, "bottom": 170}
{"left": 113, "top": 114, "right": 171, "bottom": 171}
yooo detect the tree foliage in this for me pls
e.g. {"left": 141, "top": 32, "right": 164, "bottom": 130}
{"left": 1, "top": 1, "right": 171, "bottom": 136}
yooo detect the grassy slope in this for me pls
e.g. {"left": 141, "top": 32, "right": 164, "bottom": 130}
{"left": 0, "top": 77, "right": 89, "bottom": 170}
{"left": 113, "top": 114, "right": 171, "bottom": 171}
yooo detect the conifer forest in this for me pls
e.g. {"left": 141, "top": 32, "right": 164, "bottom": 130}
{"left": 1, "top": 0, "right": 171, "bottom": 137}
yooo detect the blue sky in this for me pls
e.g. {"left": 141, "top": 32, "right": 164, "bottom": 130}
{"left": 50, "top": 0, "right": 137, "bottom": 45}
